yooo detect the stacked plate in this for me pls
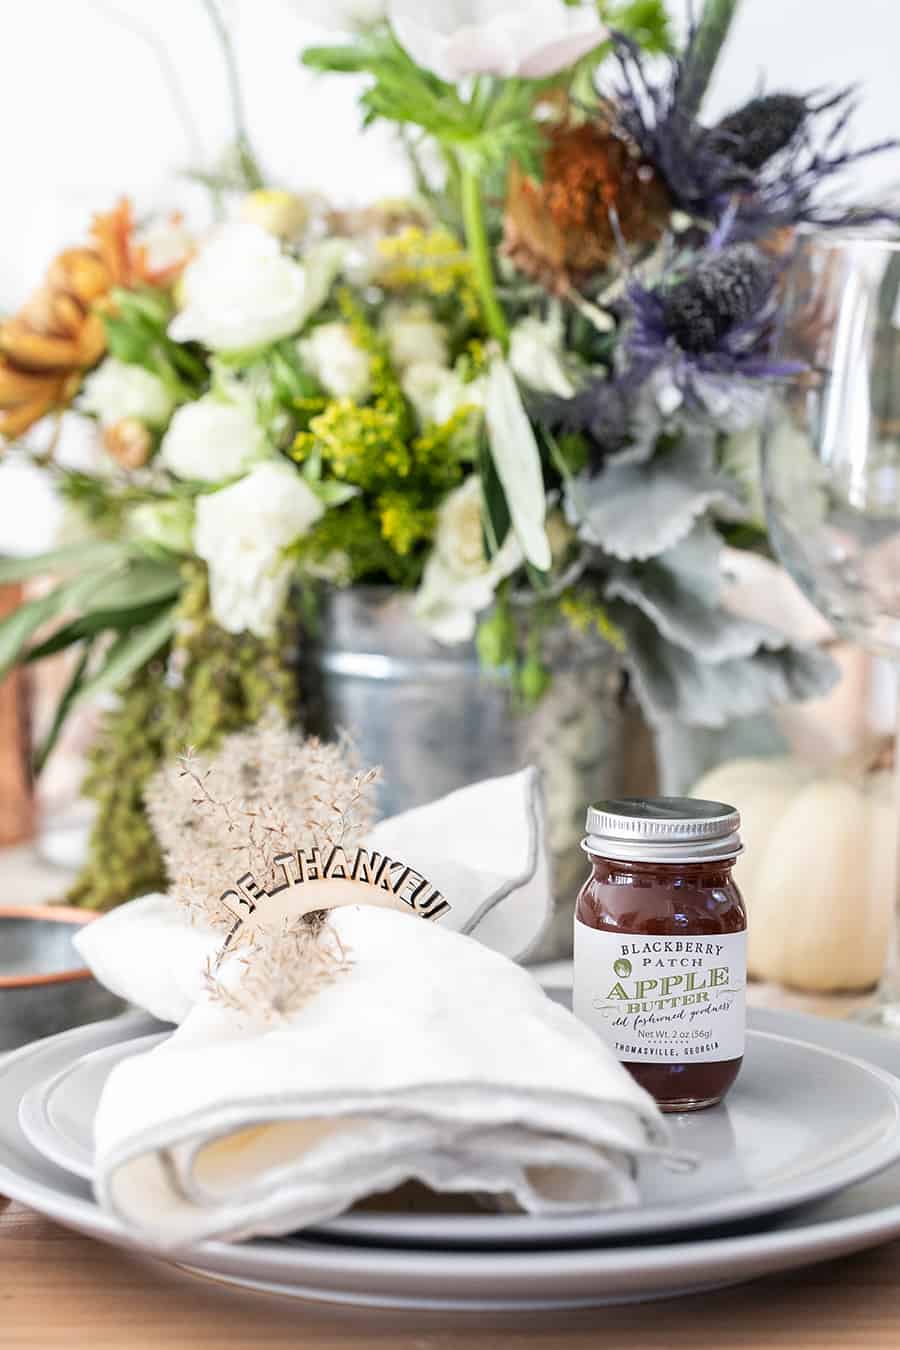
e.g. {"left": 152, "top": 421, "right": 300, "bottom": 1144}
{"left": 5, "top": 1004, "right": 900, "bottom": 1309}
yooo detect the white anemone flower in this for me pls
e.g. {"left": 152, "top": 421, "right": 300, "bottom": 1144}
{"left": 388, "top": 0, "right": 607, "bottom": 83}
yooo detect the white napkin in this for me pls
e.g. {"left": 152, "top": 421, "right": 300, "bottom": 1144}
{"left": 75, "top": 767, "right": 552, "bottom": 1025}
{"left": 94, "top": 905, "right": 666, "bottom": 1249}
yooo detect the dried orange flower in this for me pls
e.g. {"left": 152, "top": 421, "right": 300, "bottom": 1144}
{"left": 503, "top": 120, "right": 670, "bottom": 294}
{"left": 0, "top": 199, "right": 180, "bottom": 443}
{"left": 103, "top": 417, "right": 153, "bottom": 469}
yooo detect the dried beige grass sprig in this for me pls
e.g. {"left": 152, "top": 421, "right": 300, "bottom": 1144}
{"left": 203, "top": 915, "right": 352, "bottom": 1021}
{"left": 145, "top": 715, "right": 380, "bottom": 934}
{"left": 144, "top": 716, "right": 380, "bottom": 1019}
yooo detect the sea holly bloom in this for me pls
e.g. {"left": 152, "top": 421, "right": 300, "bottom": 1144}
{"left": 611, "top": 34, "right": 898, "bottom": 240}
{"left": 388, "top": 0, "right": 608, "bottom": 83}
{"left": 535, "top": 373, "right": 647, "bottom": 474}
{"left": 624, "top": 244, "right": 801, "bottom": 425}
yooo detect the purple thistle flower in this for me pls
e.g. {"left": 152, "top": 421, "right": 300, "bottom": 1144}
{"left": 610, "top": 33, "right": 898, "bottom": 241}
{"left": 625, "top": 245, "right": 802, "bottom": 420}
{"left": 534, "top": 374, "right": 638, "bottom": 474}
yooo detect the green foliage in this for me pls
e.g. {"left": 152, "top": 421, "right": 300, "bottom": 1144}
{"left": 0, "top": 540, "right": 184, "bottom": 765}
{"left": 56, "top": 472, "right": 135, "bottom": 535}
{"left": 559, "top": 588, "right": 627, "bottom": 652}
{"left": 0, "top": 540, "right": 125, "bottom": 585}
{"left": 294, "top": 497, "right": 419, "bottom": 587}
{"left": 377, "top": 491, "right": 436, "bottom": 556}
{"left": 65, "top": 563, "right": 298, "bottom": 911}
{"left": 597, "top": 0, "right": 674, "bottom": 54}
{"left": 677, "top": 0, "right": 743, "bottom": 118}
{"left": 101, "top": 287, "right": 207, "bottom": 398}
{"left": 377, "top": 227, "right": 481, "bottom": 325}
{"left": 295, "top": 398, "right": 415, "bottom": 489}
{"left": 303, "top": 32, "right": 542, "bottom": 178}
{"left": 476, "top": 593, "right": 554, "bottom": 708}
{"left": 476, "top": 591, "right": 517, "bottom": 669}
{"left": 478, "top": 436, "right": 512, "bottom": 555}
{"left": 291, "top": 297, "right": 468, "bottom": 584}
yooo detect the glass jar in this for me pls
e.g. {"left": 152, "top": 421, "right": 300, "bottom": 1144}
{"left": 573, "top": 797, "right": 747, "bottom": 1113}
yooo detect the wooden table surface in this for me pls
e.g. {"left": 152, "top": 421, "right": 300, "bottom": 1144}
{"left": 2, "top": 1194, "right": 900, "bottom": 1349}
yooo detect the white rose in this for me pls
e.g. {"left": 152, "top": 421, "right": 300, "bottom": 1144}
{"left": 382, "top": 302, "right": 449, "bottom": 372}
{"left": 128, "top": 499, "right": 195, "bottom": 553}
{"left": 509, "top": 312, "right": 575, "bottom": 397}
{"left": 415, "top": 475, "right": 522, "bottom": 643}
{"left": 79, "top": 359, "right": 174, "bottom": 428}
{"left": 194, "top": 462, "right": 325, "bottom": 638}
{"left": 389, "top": 0, "right": 607, "bottom": 82}
{"left": 401, "top": 362, "right": 485, "bottom": 426}
{"left": 169, "top": 223, "right": 310, "bottom": 352}
{"left": 159, "top": 395, "right": 268, "bottom": 482}
{"left": 299, "top": 321, "right": 372, "bottom": 400}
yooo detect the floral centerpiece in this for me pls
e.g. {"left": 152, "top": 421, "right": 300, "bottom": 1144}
{"left": 0, "top": 0, "right": 894, "bottom": 910}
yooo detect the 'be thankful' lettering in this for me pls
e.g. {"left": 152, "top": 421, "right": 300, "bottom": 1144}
{"left": 219, "top": 845, "right": 451, "bottom": 923}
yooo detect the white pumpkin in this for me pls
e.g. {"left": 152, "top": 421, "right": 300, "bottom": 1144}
{"left": 693, "top": 754, "right": 895, "bottom": 992}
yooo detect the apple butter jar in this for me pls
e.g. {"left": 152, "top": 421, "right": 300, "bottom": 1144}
{"left": 574, "top": 797, "right": 747, "bottom": 1113}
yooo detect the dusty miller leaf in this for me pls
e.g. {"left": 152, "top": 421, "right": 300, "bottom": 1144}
{"left": 614, "top": 605, "right": 839, "bottom": 729}
{"left": 564, "top": 434, "right": 744, "bottom": 561}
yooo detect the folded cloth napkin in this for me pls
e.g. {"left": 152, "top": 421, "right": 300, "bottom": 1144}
{"left": 93, "top": 905, "right": 666, "bottom": 1249}
{"left": 75, "top": 767, "right": 552, "bottom": 1026}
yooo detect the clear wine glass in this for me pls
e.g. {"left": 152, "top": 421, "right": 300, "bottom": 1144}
{"left": 762, "top": 229, "right": 900, "bottom": 1027}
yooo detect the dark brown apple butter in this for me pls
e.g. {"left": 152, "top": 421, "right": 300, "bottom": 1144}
{"left": 573, "top": 798, "right": 747, "bottom": 1113}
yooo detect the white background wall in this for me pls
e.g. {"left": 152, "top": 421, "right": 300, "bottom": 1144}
{"left": 1, "top": 0, "right": 898, "bottom": 308}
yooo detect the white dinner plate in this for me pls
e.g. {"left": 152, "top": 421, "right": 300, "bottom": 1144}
{"left": 7, "top": 1010, "right": 900, "bottom": 1307}
{"left": 17, "top": 1021, "right": 900, "bottom": 1247}
{"left": 18, "top": 1032, "right": 169, "bottom": 1182}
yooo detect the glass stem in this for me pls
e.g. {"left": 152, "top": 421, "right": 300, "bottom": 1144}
{"left": 877, "top": 662, "right": 900, "bottom": 1006}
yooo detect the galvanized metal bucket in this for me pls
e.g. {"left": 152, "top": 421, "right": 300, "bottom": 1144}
{"left": 300, "top": 588, "right": 652, "bottom": 959}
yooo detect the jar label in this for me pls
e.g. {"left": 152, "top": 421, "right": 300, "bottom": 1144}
{"left": 573, "top": 921, "right": 746, "bottom": 1064}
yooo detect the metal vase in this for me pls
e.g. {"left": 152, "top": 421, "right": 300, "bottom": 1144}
{"left": 300, "top": 588, "right": 652, "bottom": 959}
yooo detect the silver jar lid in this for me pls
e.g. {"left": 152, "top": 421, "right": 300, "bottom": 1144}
{"left": 583, "top": 796, "right": 742, "bottom": 863}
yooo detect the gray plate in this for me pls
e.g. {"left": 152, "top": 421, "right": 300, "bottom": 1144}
{"left": 6, "top": 1010, "right": 900, "bottom": 1308}
{"left": 17, "top": 1023, "right": 900, "bottom": 1247}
